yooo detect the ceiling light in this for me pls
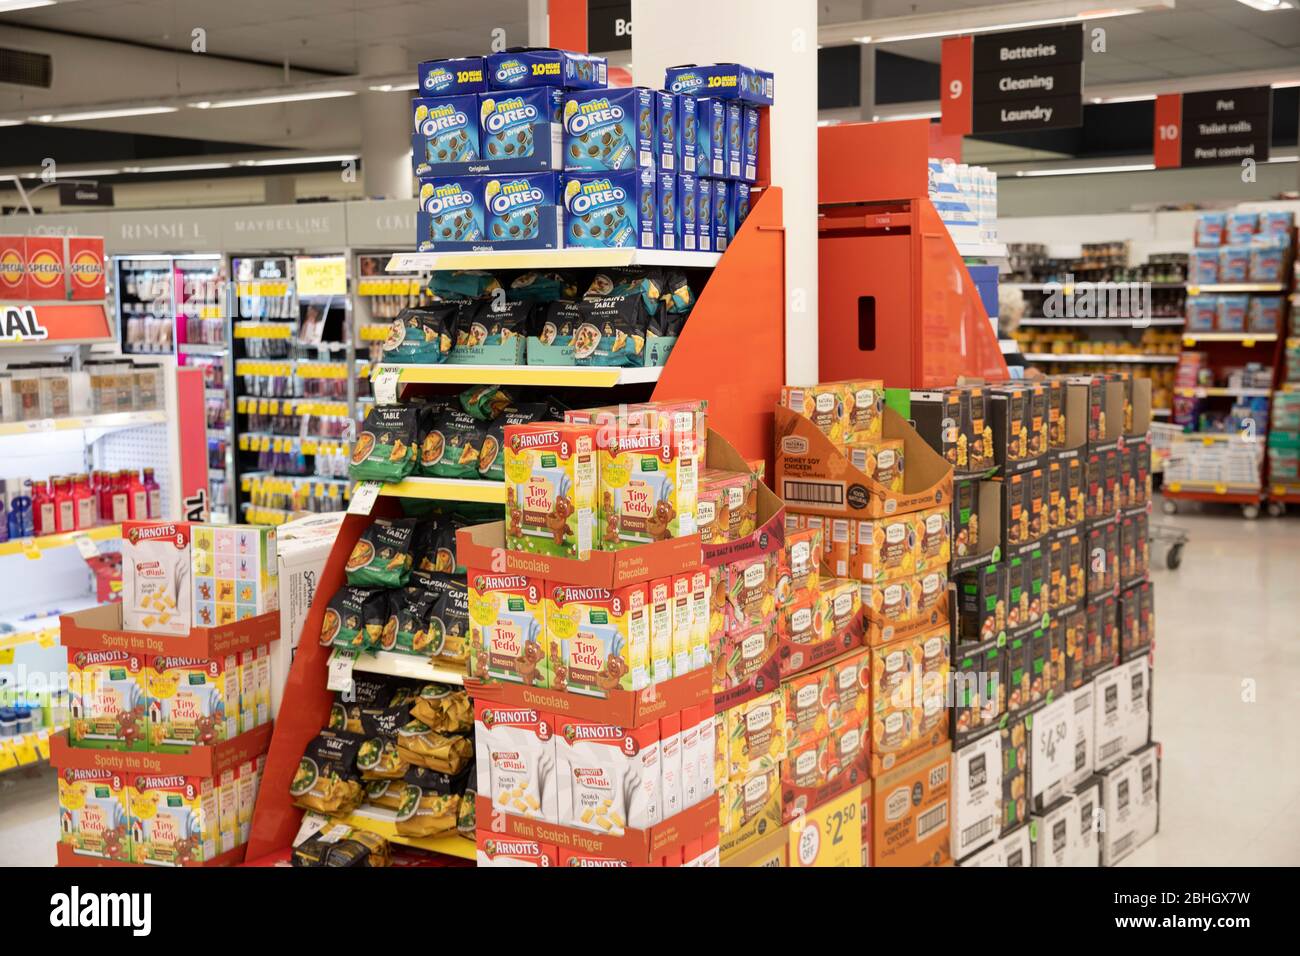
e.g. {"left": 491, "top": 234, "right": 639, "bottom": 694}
{"left": 856, "top": 8, "right": 1143, "bottom": 44}
{"left": 1235, "top": 0, "right": 1293, "bottom": 10}
{"left": 0, "top": 119, "right": 24, "bottom": 127}
{"left": 874, "top": 110, "right": 941, "bottom": 121}
{"left": 122, "top": 162, "right": 234, "bottom": 174}
{"left": 1091, "top": 94, "right": 1157, "bottom": 104}
{"left": 237, "top": 154, "right": 359, "bottom": 167}
{"left": 0, "top": 1, "right": 56, "bottom": 12}
{"left": 21, "top": 167, "right": 122, "bottom": 179}
{"left": 31, "top": 106, "right": 178, "bottom": 123}
{"left": 368, "top": 82, "right": 418, "bottom": 93}
{"left": 192, "top": 90, "right": 355, "bottom": 109}
{"left": 1013, "top": 163, "right": 1155, "bottom": 177}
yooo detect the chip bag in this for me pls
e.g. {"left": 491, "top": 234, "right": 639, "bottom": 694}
{"left": 345, "top": 517, "right": 417, "bottom": 588}
{"left": 380, "top": 305, "right": 459, "bottom": 364}
{"left": 350, "top": 405, "right": 418, "bottom": 483}
{"left": 319, "top": 586, "right": 391, "bottom": 652}
{"left": 289, "top": 730, "right": 366, "bottom": 816}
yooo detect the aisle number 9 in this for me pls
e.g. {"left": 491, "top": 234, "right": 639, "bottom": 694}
{"left": 949, "top": 79, "right": 963, "bottom": 100}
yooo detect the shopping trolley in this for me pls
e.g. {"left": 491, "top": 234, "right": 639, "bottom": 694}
{"left": 1150, "top": 521, "right": 1188, "bottom": 570}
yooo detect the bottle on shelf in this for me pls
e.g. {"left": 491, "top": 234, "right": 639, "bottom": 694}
{"left": 109, "top": 471, "right": 130, "bottom": 524}
{"left": 31, "top": 478, "right": 55, "bottom": 537}
{"left": 7, "top": 480, "right": 33, "bottom": 539}
{"left": 143, "top": 467, "right": 161, "bottom": 519}
{"left": 128, "top": 469, "right": 148, "bottom": 520}
{"left": 73, "top": 474, "right": 97, "bottom": 530}
{"left": 53, "top": 476, "right": 76, "bottom": 534}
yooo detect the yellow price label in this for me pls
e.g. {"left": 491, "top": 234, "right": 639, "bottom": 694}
{"left": 21, "top": 538, "right": 41, "bottom": 560}
{"left": 37, "top": 630, "right": 57, "bottom": 648}
{"left": 1214, "top": 483, "right": 1226, "bottom": 494}
{"left": 1187, "top": 285, "right": 1200, "bottom": 295}
{"left": 36, "top": 735, "right": 52, "bottom": 760}
{"left": 13, "top": 739, "right": 39, "bottom": 765}
{"left": 0, "top": 648, "right": 15, "bottom": 665}
{"left": 0, "top": 746, "right": 17, "bottom": 772}
{"left": 788, "top": 788, "right": 861, "bottom": 867}
{"left": 1243, "top": 338, "right": 1255, "bottom": 347}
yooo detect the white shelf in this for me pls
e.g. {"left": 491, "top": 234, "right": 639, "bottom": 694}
{"left": 1174, "top": 387, "right": 1271, "bottom": 399}
{"left": 1020, "top": 317, "right": 1184, "bottom": 327}
{"left": 1024, "top": 353, "right": 1179, "bottom": 364}
{"left": 352, "top": 650, "right": 466, "bottom": 685}
{"left": 955, "top": 241, "right": 1007, "bottom": 258}
{"left": 0, "top": 409, "right": 167, "bottom": 438}
{"left": 1004, "top": 281, "right": 1185, "bottom": 291}
{"left": 386, "top": 248, "right": 722, "bottom": 273}
{"left": 1186, "top": 283, "right": 1287, "bottom": 294}
{"left": 178, "top": 343, "right": 229, "bottom": 354}
{"left": 0, "top": 523, "right": 121, "bottom": 559}
{"left": 1181, "top": 333, "right": 1277, "bottom": 344}
{"left": 375, "top": 363, "right": 663, "bottom": 388}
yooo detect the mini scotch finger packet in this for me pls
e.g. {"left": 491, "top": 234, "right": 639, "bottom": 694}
{"left": 122, "top": 521, "right": 193, "bottom": 636}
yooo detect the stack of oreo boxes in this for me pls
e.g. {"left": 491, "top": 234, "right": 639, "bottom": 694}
{"left": 413, "top": 49, "right": 770, "bottom": 252}
{"left": 914, "top": 372, "right": 1159, "bottom": 867}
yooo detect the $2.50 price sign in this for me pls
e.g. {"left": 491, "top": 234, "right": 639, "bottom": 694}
{"left": 789, "top": 789, "right": 861, "bottom": 867}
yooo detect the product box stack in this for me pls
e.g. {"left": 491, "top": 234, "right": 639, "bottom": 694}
{"left": 53, "top": 522, "right": 278, "bottom": 867}
{"left": 1186, "top": 210, "right": 1292, "bottom": 335}
{"left": 912, "top": 373, "right": 1159, "bottom": 867}
{"left": 1267, "top": 283, "right": 1299, "bottom": 493}
{"left": 411, "top": 47, "right": 770, "bottom": 253}
{"left": 772, "top": 382, "right": 957, "bottom": 867}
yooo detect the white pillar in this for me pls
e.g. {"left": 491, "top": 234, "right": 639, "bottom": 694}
{"left": 528, "top": 0, "right": 549, "bottom": 45}
{"left": 359, "top": 43, "right": 413, "bottom": 200}
{"left": 631, "top": 0, "right": 819, "bottom": 386}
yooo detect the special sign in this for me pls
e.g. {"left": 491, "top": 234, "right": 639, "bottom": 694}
{"left": 942, "top": 24, "right": 1084, "bottom": 136}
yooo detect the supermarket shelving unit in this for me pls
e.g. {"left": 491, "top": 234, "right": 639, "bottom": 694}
{"left": 245, "top": 182, "right": 790, "bottom": 863}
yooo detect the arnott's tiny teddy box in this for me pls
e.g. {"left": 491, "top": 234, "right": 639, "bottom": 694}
{"left": 503, "top": 421, "right": 598, "bottom": 560}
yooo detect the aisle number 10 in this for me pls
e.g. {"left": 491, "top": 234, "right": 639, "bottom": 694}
{"left": 1152, "top": 93, "right": 1183, "bottom": 169}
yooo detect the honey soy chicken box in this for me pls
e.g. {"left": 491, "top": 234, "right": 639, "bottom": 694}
{"left": 503, "top": 422, "right": 598, "bottom": 560}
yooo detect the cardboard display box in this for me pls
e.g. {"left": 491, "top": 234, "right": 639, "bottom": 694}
{"left": 1097, "top": 742, "right": 1160, "bottom": 866}
{"left": 1071, "top": 775, "right": 1103, "bottom": 867}
{"left": 270, "top": 512, "right": 344, "bottom": 718}
{"left": 950, "top": 727, "right": 1001, "bottom": 862}
{"left": 720, "top": 821, "right": 787, "bottom": 866}
{"left": 1030, "top": 793, "right": 1076, "bottom": 868}
{"left": 871, "top": 742, "right": 952, "bottom": 867}
{"left": 950, "top": 478, "right": 1002, "bottom": 572}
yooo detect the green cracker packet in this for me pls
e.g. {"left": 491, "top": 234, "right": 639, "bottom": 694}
{"left": 350, "top": 404, "right": 419, "bottom": 482}
{"left": 458, "top": 384, "right": 515, "bottom": 421}
{"left": 419, "top": 406, "right": 489, "bottom": 479}
{"left": 428, "top": 270, "right": 500, "bottom": 301}
{"left": 345, "top": 517, "right": 417, "bottom": 588}
{"left": 422, "top": 572, "right": 470, "bottom": 666}
{"left": 508, "top": 270, "right": 578, "bottom": 302}
{"left": 411, "top": 517, "right": 463, "bottom": 574}
{"left": 387, "top": 572, "right": 440, "bottom": 656}
{"left": 318, "top": 586, "right": 391, "bottom": 652}
{"left": 479, "top": 402, "right": 555, "bottom": 481}
{"left": 380, "top": 305, "right": 459, "bottom": 364}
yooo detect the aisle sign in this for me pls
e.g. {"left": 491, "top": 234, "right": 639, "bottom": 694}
{"left": 788, "top": 789, "right": 860, "bottom": 867}
{"left": 942, "top": 25, "right": 1084, "bottom": 136}
{"left": 296, "top": 256, "right": 348, "bottom": 298}
{"left": 1153, "top": 86, "right": 1271, "bottom": 169}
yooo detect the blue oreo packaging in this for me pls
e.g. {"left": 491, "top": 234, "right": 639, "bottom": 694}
{"left": 412, "top": 96, "right": 480, "bottom": 176}
{"left": 479, "top": 87, "right": 564, "bottom": 171}
{"left": 562, "top": 170, "right": 655, "bottom": 249}
{"left": 696, "top": 178, "right": 713, "bottom": 253}
{"left": 712, "top": 178, "right": 730, "bottom": 251}
{"left": 488, "top": 48, "right": 607, "bottom": 91}
{"left": 654, "top": 91, "right": 678, "bottom": 173}
{"left": 562, "top": 88, "right": 654, "bottom": 171}
{"left": 417, "top": 177, "right": 485, "bottom": 251}
{"left": 418, "top": 56, "right": 487, "bottom": 96}
{"left": 677, "top": 94, "right": 697, "bottom": 174}
{"left": 664, "top": 63, "right": 775, "bottom": 105}
{"left": 676, "top": 173, "right": 698, "bottom": 251}
{"left": 724, "top": 102, "right": 743, "bottom": 179}
{"left": 742, "top": 105, "right": 759, "bottom": 182}
{"left": 484, "top": 173, "right": 562, "bottom": 249}
{"left": 657, "top": 172, "right": 678, "bottom": 250}
{"left": 731, "top": 182, "right": 752, "bottom": 235}
{"left": 697, "top": 98, "right": 725, "bottom": 178}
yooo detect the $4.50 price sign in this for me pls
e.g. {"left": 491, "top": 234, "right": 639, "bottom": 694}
{"left": 789, "top": 789, "right": 861, "bottom": 867}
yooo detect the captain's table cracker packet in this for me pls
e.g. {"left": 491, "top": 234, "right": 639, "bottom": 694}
{"left": 563, "top": 170, "right": 656, "bottom": 249}
{"left": 122, "top": 521, "right": 192, "bottom": 636}
{"left": 563, "top": 88, "right": 654, "bottom": 171}
{"left": 467, "top": 572, "right": 546, "bottom": 686}
{"left": 546, "top": 583, "right": 650, "bottom": 695}
{"left": 503, "top": 421, "right": 598, "bottom": 559}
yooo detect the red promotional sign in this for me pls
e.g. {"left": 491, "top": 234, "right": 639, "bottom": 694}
{"left": 940, "top": 36, "right": 974, "bottom": 136}
{"left": 24, "top": 236, "right": 66, "bottom": 299}
{"left": 0, "top": 236, "right": 25, "bottom": 300}
{"left": 67, "top": 237, "right": 106, "bottom": 300}
{"left": 0, "top": 303, "right": 112, "bottom": 346}
{"left": 1153, "top": 93, "right": 1182, "bottom": 169}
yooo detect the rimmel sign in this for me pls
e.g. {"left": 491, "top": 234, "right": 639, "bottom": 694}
{"left": 941, "top": 25, "right": 1083, "bottom": 136}
{"left": 1153, "top": 87, "right": 1272, "bottom": 169}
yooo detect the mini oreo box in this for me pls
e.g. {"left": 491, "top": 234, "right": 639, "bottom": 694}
{"left": 418, "top": 56, "right": 487, "bottom": 95}
{"left": 713, "top": 178, "right": 730, "bottom": 251}
{"left": 677, "top": 173, "right": 698, "bottom": 251}
{"left": 563, "top": 88, "right": 654, "bottom": 171}
{"left": 732, "top": 181, "right": 752, "bottom": 235}
{"left": 697, "top": 178, "right": 714, "bottom": 253}
{"left": 654, "top": 91, "right": 678, "bottom": 172}
{"left": 563, "top": 171, "right": 655, "bottom": 249}
{"left": 484, "top": 173, "right": 562, "bottom": 249}
{"left": 742, "top": 106, "right": 760, "bottom": 182}
{"left": 417, "top": 177, "right": 485, "bottom": 251}
{"left": 657, "top": 172, "right": 678, "bottom": 249}
{"left": 678, "top": 93, "right": 698, "bottom": 174}
{"left": 665, "top": 63, "right": 775, "bottom": 105}
{"left": 479, "top": 87, "right": 564, "bottom": 170}
{"left": 488, "top": 48, "right": 607, "bottom": 91}
{"left": 412, "top": 96, "right": 480, "bottom": 175}
{"left": 696, "top": 98, "right": 725, "bottom": 177}
{"left": 725, "top": 101, "right": 743, "bottom": 179}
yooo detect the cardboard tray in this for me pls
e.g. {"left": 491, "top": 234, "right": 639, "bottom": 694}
{"left": 863, "top": 597, "right": 949, "bottom": 647}
{"left": 59, "top": 603, "right": 279, "bottom": 659}
{"left": 467, "top": 667, "right": 711, "bottom": 728}
{"left": 701, "top": 426, "right": 786, "bottom": 566}
{"left": 50, "top": 723, "right": 272, "bottom": 780}
{"left": 457, "top": 520, "right": 703, "bottom": 589}
{"left": 775, "top": 406, "right": 953, "bottom": 519}
{"left": 474, "top": 792, "right": 716, "bottom": 863}
{"left": 781, "top": 749, "right": 869, "bottom": 825}
{"left": 56, "top": 842, "right": 247, "bottom": 868}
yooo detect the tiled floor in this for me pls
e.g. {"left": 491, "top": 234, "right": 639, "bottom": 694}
{"left": 2, "top": 504, "right": 1298, "bottom": 867}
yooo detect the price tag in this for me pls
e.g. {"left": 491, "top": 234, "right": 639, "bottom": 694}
{"left": 373, "top": 368, "right": 401, "bottom": 405}
{"left": 0, "top": 745, "right": 17, "bottom": 773}
{"left": 21, "top": 538, "right": 40, "bottom": 560}
{"left": 37, "top": 629, "right": 58, "bottom": 648}
{"left": 73, "top": 533, "right": 100, "bottom": 560}
{"left": 0, "top": 648, "right": 15, "bottom": 665}
{"left": 348, "top": 481, "right": 382, "bottom": 515}
{"left": 293, "top": 812, "right": 332, "bottom": 847}
{"left": 327, "top": 647, "right": 358, "bottom": 693}
{"left": 317, "top": 823, "right": 355, "bottom": 845}
{"left": 35, "top": 732, "right": 52, "bottom": 760}
{"left": 13, "top": 739, "right": 38, "bottom": 765}
{"left": 25, "top": 419, "right": 55, "bottom": 433}
{"left": 789, "top": 789, "right": 860, "bottom": 867}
